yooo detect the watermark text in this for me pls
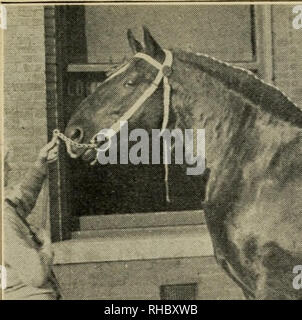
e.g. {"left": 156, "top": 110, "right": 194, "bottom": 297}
{"left": 293, "top": 5, "right": 302, "bottom": 29}
{"left": 293, "top": 265, "right": 302, "bottom": 290}
{"left": 0, "top": 265, "right": 7, "bottom": 290}
{"left": 96, "top": 121, "right": 206, "bottom": 176}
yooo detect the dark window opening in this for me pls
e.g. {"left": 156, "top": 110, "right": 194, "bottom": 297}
{"left": 160, "top": 283, "right": 198, "bottom": 300}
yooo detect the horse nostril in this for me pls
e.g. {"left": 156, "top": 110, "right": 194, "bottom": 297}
{"left": 70, "top": 127, "right": 84, "bottom": 142}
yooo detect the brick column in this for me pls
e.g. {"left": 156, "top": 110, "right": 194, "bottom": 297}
{"left": 4, "top": 5, "right": 47, "bottom": 228}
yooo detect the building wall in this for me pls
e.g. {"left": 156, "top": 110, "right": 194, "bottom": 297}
{"left": 53, "top": 256, "right": 244, "bottom": 300}
{"left": 272, "top": 5, "right": 302, "bottom": 108}
{"left": 4, "top": 5, "right": 47, "bottom": 227}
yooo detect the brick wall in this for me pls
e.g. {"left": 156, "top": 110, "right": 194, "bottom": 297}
{"left": 53, "top": 256, "right": 244, "bottom": 300}
{"left": 272, "top": 5, "right": 302, "bottom": 108}
{"left": 4, "top": 5, "right": 47, "bottom": 227}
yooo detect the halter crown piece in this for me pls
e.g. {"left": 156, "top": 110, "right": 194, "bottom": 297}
{"left": 54, "top": 49, "right": 174, "bottom": 203}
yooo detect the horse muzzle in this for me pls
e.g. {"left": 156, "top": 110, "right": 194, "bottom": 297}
{"left": 65, "top": 126, "right": 84, "bottom": 143}
{"left": 63, "top": 126, "right": 90, "bottom": 159}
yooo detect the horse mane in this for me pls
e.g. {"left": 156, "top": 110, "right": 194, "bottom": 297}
{"left": 174, "top": 49, "right": 302, "bottom": 128}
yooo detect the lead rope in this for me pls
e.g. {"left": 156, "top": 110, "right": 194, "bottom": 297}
{"left": 53, "top": 129, "right": 97, "bottom": 159}
{"left": 161, "top": 72, "right": 171, "bottom": 203}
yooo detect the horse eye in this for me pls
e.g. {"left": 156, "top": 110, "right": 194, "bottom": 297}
{"left": 124, "top": 79, "right": 135, "bottom": 87}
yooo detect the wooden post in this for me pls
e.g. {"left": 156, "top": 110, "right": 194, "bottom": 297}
{"left": 44, "top": 6, "right": 69, "bottom": 241}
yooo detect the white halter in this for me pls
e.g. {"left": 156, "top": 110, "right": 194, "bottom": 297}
{"left": 91, "top": 49, "right": 173, "bottom": 202}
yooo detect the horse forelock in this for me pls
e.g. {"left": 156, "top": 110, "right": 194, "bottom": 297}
{"left": 172, "top": 49, "right": 302, "bottom": 129}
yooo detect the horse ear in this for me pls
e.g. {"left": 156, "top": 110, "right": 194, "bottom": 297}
{"left": 127, "top": 29, "right": 143, "bottom": 54}
{"left": 143, "top": 26, "right": 165, "bottom": 61}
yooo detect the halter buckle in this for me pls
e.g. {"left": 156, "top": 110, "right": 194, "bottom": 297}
{"left": 162, "top": 65, "right": 172, "bottom": 77}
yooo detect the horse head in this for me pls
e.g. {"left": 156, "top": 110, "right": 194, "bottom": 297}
{"left": 64, "top": 27, "right": 170, "bottom": 162}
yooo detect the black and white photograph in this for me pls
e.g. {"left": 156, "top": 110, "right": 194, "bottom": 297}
{"left": 1, "top": 1, "right": 302, "bottom": 301}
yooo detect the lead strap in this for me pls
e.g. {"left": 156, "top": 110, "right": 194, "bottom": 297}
{"left": 161, "top": 60, "right": 172, "bottom": 203}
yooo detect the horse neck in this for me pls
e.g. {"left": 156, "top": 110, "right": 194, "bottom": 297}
{"left": 170, "top": 57, "right": 254, "bottom": 171}
{"left": 170, "top": 54, "right": 301, "bottom": 205}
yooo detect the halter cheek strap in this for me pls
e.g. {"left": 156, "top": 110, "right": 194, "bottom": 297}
{"left": 130, "top": 51, "right": 173, "bottom": 203}
{"left": 134, "top": 51, "right": 173, "bottom": 203}
{"left": 135, "top": 50, "right": 173, "bottom": 136}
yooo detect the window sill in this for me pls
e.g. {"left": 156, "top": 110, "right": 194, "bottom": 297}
{"left": 53, "top": 223, "right": 213, "bottom": 265}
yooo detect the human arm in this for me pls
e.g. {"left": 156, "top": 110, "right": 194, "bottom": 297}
{"left": 5, "top": 136, "right": 59, "bottom": 216}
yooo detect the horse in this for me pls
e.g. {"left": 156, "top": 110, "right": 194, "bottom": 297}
{"left": 62, "top": 27, "right": 302, "bottom": 299}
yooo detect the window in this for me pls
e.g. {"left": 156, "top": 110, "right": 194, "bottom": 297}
{"left": 45, "top": 5, "right": 273, "bottom": 241}
{"left": 160, "top": 283, "right": 198, "bottom": 300}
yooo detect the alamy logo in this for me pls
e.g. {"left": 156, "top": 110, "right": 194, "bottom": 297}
{"left": 0, "top": 265, "right": 7, "bottom": 290}
{"left": 293, "top": 265, "right": 302, "bottom": 290}
{"left": 0, "top": 5, "right": 7, "bottom": 30}
{"left": 293, "top": 5, "right": 302, "bottom": 29}
{"left": 96, "top": 121, "right": 206, "bottom": 176}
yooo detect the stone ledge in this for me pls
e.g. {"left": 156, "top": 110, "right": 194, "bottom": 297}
{"left": 80, "top": 210, "right": 205, "bottom": 230}
{"left": 53, "top": 224, "right": 213, "bottom": 265}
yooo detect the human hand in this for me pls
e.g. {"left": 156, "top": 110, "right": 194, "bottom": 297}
{"left": 35, "top": 135, "right": 60, "bottom": 171}
{"left": 37, "top": 228, "right": 54, "bottom": 264}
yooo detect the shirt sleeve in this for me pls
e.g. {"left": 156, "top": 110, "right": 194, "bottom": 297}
{"left": 5, "top": 165, "right": 46, "bottom": 217}
{"left": 4, "top": 206, "right": 50, "bottom": 288}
